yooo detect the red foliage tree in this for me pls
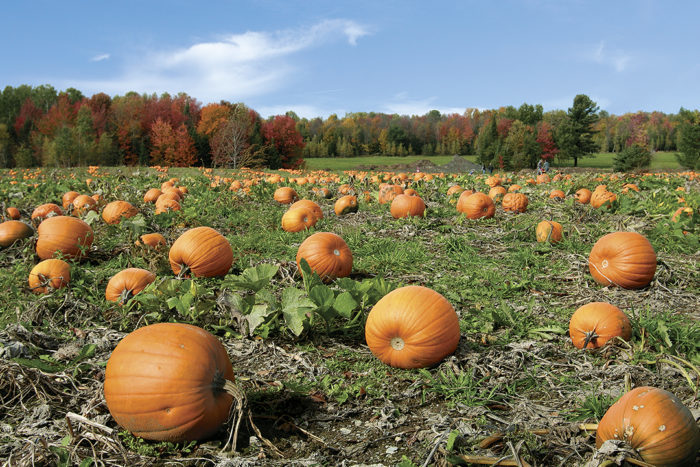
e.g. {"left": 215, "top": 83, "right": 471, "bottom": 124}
{"left": 262, "top": 115, "right": 305, "bottom": 168}
{"left": 36, "top": 94, "right": 79, "bottom": 137}
{"left": 536, "top": 121, "right": 558, "bottom": 161}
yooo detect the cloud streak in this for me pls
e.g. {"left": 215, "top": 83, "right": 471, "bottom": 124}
{"left": 72, "top": 19, "right": 370, "bottom": 103}
{"left": 90, "top": 53, "right": 110, "bottom": 62}
{"left": 590, "top": 41, "right": 631, "bottom": 72}
{"left": 382, "top": 94, "right": 466, "bottom": 116}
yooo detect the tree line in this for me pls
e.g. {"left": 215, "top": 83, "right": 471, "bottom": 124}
{"left": 0, "top": 84, "right": 698, "bottom": 170}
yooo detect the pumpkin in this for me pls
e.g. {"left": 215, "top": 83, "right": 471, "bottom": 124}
{"left": 105, "top": 268, "right": 156, "bottom": 304}
{"left": 390, "top": 194, "right": 425, "bottom": 219}
{"left": 162, "top": 186, "right": 184, "bottom": 200}
{"left": 0, "top": 220, "right": 33, "bottom": 248}
{"left": 102, "top": 201, "right": 139, "bottom": 224}
{"left": 296, "top": 232, "right": 352, "bottom": 282}
{"left": 447, "top": 185, "right": 465, "bottom": 197}
{"left": 488, "top": 186, "right": 507, "bottom": 202}
{"left": 157, "top": 191, "right": 181, "bottom": 205}
{"left": 589, "top": 232, "right": 657, "bottom": 289}
{"left": 71, "top": 194, "right": 98, "bottom": 215}
{"left": 508, "top": 184, "right": 521, "bottom": 192}
{"left": 28, "top": 258, "right": 71, "bottom": 294}
{"left": 574, "top": 188, "right": 592, "bottom": 204}
{"left": 458, "top": 192, "right": 495, "bottom": 219}
{"left": 549, "top": 189, "right": 565, "bottom": 199}
{"left": 536, "top": 173, "right": 551, "bottom": 184}
{"left": 103, "top": 322, "right": 243, "bottom": 442}
{"left": 334, "top": 195, "right": 358, "bottom": 215}
{"left": 281, "top": 208, "right": 317, "bottom": 233}
{"left": 313, "top": 187, "right": 332, "bottom": 199}
{"left": 455, "top": 189, "right": 476, "bottom": 211}
{"left": 596, "top": 386, "right": 700, "bottom": 466}
{"left": 590, "top": 189, "right": 617, "bottom": 209}
{"left": 622, "top": 183, "right": 640, "bottom": 193}
{"left": 403, "top": 188, "right": 419, "bottom": 197}
{"left": 338, "top": 184, "right": 356, "bottom": 196}
{"left": 365, "top": 286, "right": 460, "bottom": 369}
{"left": 36, "top": 216, "right": 94, "bottom": 260}
{"left": 155, "top": 199, "right": 181, "bottom": 214}
{"left": 535, "top": 220, "right": 563, "bottom": 243}
{"left": 62, "top": 191, "right": 80, "bottom": 209}
{"left": 273, "top": 187, "right": 299, "bottom": 204}
{"left": 485, "top": 176, "right": 502, "bottom": 187}
{"left": 136, "top": 233, "right": 167, "bottom": 249}
{"left": 569, "top": 302, "right": 631, "bottom": 349}
{"left": 502, "top": 193, "right": 529, "bottom": 213}
{"left": 289, "top": 200, "right": 323, "bottom": 221}
{"left": 378, "top": 184, "right": 404, "bottom": 204}
{"left": 143, "top": 188, "right": 163, "bottom": 203}
{"left": 31, "top": 203, "right": 64, "bottom": 223}
{"left": 169, "top": 227, "right": 233, "bottom": 277}
{"left": 6, "top": 207, "right": 20, "bottom": 220}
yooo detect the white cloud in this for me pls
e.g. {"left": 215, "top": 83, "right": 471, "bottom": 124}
{"left": 382, "top": 95, "right": 466, "bottom": 116}
{"left": 589, "top": 41, "right": 631, "bottom": 72}
{"left": 71, "top": 19, "right": 369, "bottom": 103}
{"left": 90, "top": 53, "right": 110, "bottom": 62}
{"left": 256, "top": 104, "right": 347, "bottom": 119}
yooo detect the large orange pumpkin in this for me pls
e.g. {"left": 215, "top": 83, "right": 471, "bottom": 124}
{"left": 31, "top": 203, "right": 64, "bottom": 223}
{"left": 568, "top": 302, "right": 631, "bottom": 349}
{"left": 105, "top": 268, "right": 156, "bottom": 304}
{"left": 390, "top": 194, "right": 425, "bottom": 218}
{"left": 365, "top": 286, "right": 460, "bottom": 369}
{"left": 71, "top": 194, "right": 98, "bottom": 215}
{"left": 535, "top": 221, "right": 563, "bottom": 243}
{"left": 502, "top": 193, "right": 529, "bottom": 213}
{"left": 155, "top": 198, "right": 181, "bottom": 214}
{"left": 273, "top": 187, "right": 299, "bottom": 204}
{"left": 102, "top": 201, "right": 139, "bottom": 224}
{"left": 281, "top": 208, "right": 317, "bottom": 233}
{"left": 28, "top": 258, "right": 70, "bottom": 294}
{"left": 289, "top": 200, "right": 323, "bottom": 222}
{"left": 143, "top": 188, "right": 162, "bottom": 203}
{"left": 487, "top": 186, "right": 507, "bottom": 202}
{"left": 588, "top": 232, "right": 657, "bottom": 289}
{"left": 334, "top": 195, "right": 358, "bottom": 215}
{"left": 596, "top": 387, "right": 700, "bottom": 466}
{"left": 590, "top": 189, "right": 617, "bottom": 209}
{"left": 457, "top": 192, "right": 495, "bottom": 219}
{"left": 0, "top": 220, "right": 33, "bottom": 248}
{"left": 296, "top": 232, "right": 352, "bottom": 282}
{"left": 36, "top": 216, "right": 94, "bottom": 260}
{"left": 169, "top": 227, "right": 233, "bottom": 277}
{"left": 62, "top": 191, "right": 80, "bottom": 209}
{"left": 103, "top": 323, "right": 241, "bottom": 442}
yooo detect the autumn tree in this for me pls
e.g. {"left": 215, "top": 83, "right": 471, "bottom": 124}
{"left": 536, "top": 121, "right": 558, "bottom": 162}
{"left": 503, "top": 121, "right": 539, "bottom": 169}
{"left": 262, "top": 115, "right": 305, "bottom": 168}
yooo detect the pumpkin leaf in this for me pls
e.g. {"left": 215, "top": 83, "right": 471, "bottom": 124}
{"left": 299, "top": 258, "right": 323, "bottom": 292}
{"left": 281, "top": 287, "right": 315, "bottom": 336}
{"left": 226, "top": 264, "right": 279, "bottom": 292}
{"left": 333, "top": 291, "right": 358, "bottom": 318}
{"left": 82, "top": 210, "right": 100, "bottom": 226}
{"left": 528, "top": 326, "right": 566, "bottom": 341}
{"left": 309, "top": 284, "right": 334, "bottom": 309}
{"left": 247, "top": 304, "right": 272, "bottom": 335}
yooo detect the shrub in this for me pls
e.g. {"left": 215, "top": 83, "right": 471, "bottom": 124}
{"left": 613, "top": 145, "right": 651, "bottom": 172}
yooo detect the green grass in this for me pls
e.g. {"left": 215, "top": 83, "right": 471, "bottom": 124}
{"left": 303, "top": 152, "right": 681, "bottom": 171}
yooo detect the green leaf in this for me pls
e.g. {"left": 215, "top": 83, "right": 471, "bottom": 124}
{"left": 281, "top": 287, "right": 315, "bottom": 336}
{"left": 226, "top": 264, "right": 279, "bottom": 292}
{"left": 82, "top": 210, "right": 100, "bottom": 226}
{"left": 445, "top": 429, "right": 460, "bottom": 451}
{"left": 656, "top": 322, "right": 673, "bottom": 348}
{"left": 77, "top": 344, "right": 96, "bottom": 360}
{"left": 79, "top": 458, "right": 94, "bottom": 467}
{"left": 309, "top": 284, "right": 334, "bottom": 309}
{"left": 247, "top": 304, "right": 272, "bottom": 335}
{"left": 333, "top": 291, "right": 358, "bottom": 318}
{"left": 12, "top": 357, "right": 65, "bottom": 373}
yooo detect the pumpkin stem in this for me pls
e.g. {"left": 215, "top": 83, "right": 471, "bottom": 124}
{"left": 582, "top": 330, "right": 598, "bottom": 349}
{"left": 119, "top": 288, "right": 134, "bottom": 305}
{"left": 390, "top": 337, "right": 405, "bottom": 351}
{"left": 176, "top": 263, "right": 190, "bottom": 279}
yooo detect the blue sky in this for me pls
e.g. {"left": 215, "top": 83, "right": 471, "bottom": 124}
{"left": 1, "top": 0, "right": 698, "bottom": 118}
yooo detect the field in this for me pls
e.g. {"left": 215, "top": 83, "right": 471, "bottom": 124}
{"left": 0, "top": 165, "right": 698, "bottom": 466}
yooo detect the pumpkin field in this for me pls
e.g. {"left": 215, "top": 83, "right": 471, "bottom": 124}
{"left": 0, "top": 164, "right": 698, "bottom": 466}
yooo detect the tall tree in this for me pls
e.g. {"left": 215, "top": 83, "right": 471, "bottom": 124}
{"left": 210, "top": 107, "right": 255, "bottom": 168}
{"left": 475, "top": 114, "right": 499, "bottom": 165}
{"left": 262, "top": 115, "right": 305, "bottom": 168}
{"left": 676, "top": 108, "right": 700, "bottom": 169}
{"left": 557, "top": 94, "right": 599, "bottom": 167}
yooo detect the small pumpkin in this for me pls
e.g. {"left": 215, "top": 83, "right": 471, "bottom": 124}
{"left": 590, "top": 189, "right": 617, "bottom": 209}
{"left": 536, "top": 173, "right": 551, "bottom": 184}
{"left": 549, "top": 189, "right": 565, "bottom": 200}
{"left": 6, "top": 207, "right": 20, "bottom": 220}
{"left": 488, "top": 186, "right": 507, "bottom": 202}
{"left": 596, "top": 386, "right": 700, "bottom": 466}
{"left": 273, "top": 187, "right": 299, "bottom": 204}
{"left": 0, "top": 220, "right": 33, "bottom": 248}
{"left": 281, "top": 208, "right": 317, "bottom": 233}
{"left": 155, "top": 198, "right": 181, "bottom": 214}
{"left": 143, "top": 188, "right": 163, "bottom": 203}
{"left": 102, "top": 201, "right": 139, "bottom": 224}
{"left": 31, "top": 203, "right": 64, "bottom": 223}
{"left": 403, "top": 188, "right": 419, "bottom": 197}
{"left": 378, "top": 184, "right": 404, "bottom": 204}
{"left": 390, "top": 194, "right": 425, "bottom": 219}
{"left": 169, "top": 227, "right": 233, "bottom": 278}
{"left": 62, "top": 191, "right": 80, "bottom": 209}
{"left": 507, "top": 184, "right": 521, "bottom": 192}
{"left": 103, "top": 323, "right": 243, "bottom": 442}
{"left": 105, "top": 268, "right": 156, "bottom": 304}
{"left": 588, "top": 232, "right": 657, "bottom": 289}
{"left": 569, "top": 302, "right": 631, "bottom": 349}
{"left": 365, "top": 286, "right": 460, "bottom": 369}
{"left": 136, "top": 233, "right": 167, "bottom": 249}
{"left": 502, "top": 193, "right": 529, "bottom": 213}
{"left": 574, "top": 188, "right": 592, "bottom": 204}
{"left": 36, "top": 216, "right": 94, "bottom": 260}
{"left": 458, "top": 192, "right": 495, "bottom": 219}
{"left": 71, "top": 194, "right": 98, "bottom": 215}
{"left": 334, "top": 195, "right": 358, "bottom": 215}
{"left": 296, "top": 232, "right": 352, "bottom": 282}
{"left": 289, "top": 200, "right": 323, "bottom": 222}
{"left": 535, "top": 220, "right": 563, "bottom": 243}
{"left": 28, "top": 258, "right": 71, "bottom": 294}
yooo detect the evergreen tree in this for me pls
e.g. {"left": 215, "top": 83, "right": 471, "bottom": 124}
{"left": 557, "top": 94, "right": 599, "bottom": 167}
{"left": 676, "top": 108, "right": 700, "bottom": 169}
{"left": 476, "top": 115, "right": 499, "bottom": 165}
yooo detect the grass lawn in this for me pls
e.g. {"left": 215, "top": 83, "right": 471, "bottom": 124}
{"left": 304, "top": 152, "right": 682, "bottom": 171}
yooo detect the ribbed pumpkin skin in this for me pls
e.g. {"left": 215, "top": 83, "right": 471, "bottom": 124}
{"left": 289, "top": 200, "right": 323, "bottom": 221}
{"left": 36, "top": 216, "right": 94, "bottom": 260}
{"left": 549, "top": 189, "right": 565, "bottom": 199}
{"left": 488, "top": 186, "right": 507, "bottom": 202}
{"left": 169, "top": 227, "right": 233, "bottom": 278}
{"left": 105, "top": 268, "right": 156, "bottom": 304}
{"left": 138, "top": 233, "right": 167, "bottom": 248}
{"left": 62, "top": 191, "right": 80, "bottom": 209}
{"left": 0, "top": 220, "right": 33, "bottom": 247}
{"left": 273, "top": 187, "right": 299, "bottom": 204}
{"left": 575, "top": 188, "right": 592, "bottom": 204}
{"left": 536, "top": 221, "right": 563, "bottom": 243}
{"left": 390, "top": 194, "right": 425, "bottom": 219}
{"left": 102, "top": 201, "right": 139, "bottom": 224}
{"left": 6, "top": 207, "right": 20, "bottom": 220}
{"left": 596, "top": 387, "right": 700, "bottom": 466}
{"left": 458, "top": 192, "right": 495, "bottom": 219}
{"left": 334, "top": 195, "right": 358, "bottom": 215}
{"left": 28, "top": 258, "right": 70, "bottom": 294}
{"left": 103, "top": 323, "right": 235, "bottom": 442}
{"left": 502, "top": 193, "right": 529, "bottom": 213}
{"left": 72, "top": 194, "right": 98, "bottom": 215}
{"left": 143, "top": 188, "right": 162, "bottom": 203}
{"left": 569, "top": 302, "right": 631, "bottom": 349}
{"left": 155, "top": 199, "right": 181, "bottom": 214}
{"left": 281, "top": 208, "right": 316, "bottom": 233}
{"left": 590, "top": 190, "right": 617, "bottom": 209}
{"left": 589, "top": 232, "right": 657, "bottom": 289}
{"left": 31, "top": 203, "right": 64, "bottom": 222}
{"left": 365, "top": 286, "right": 460, "bottom": 369}
{"left": 296, "top": 232, "right": 352, "bottom": 282}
